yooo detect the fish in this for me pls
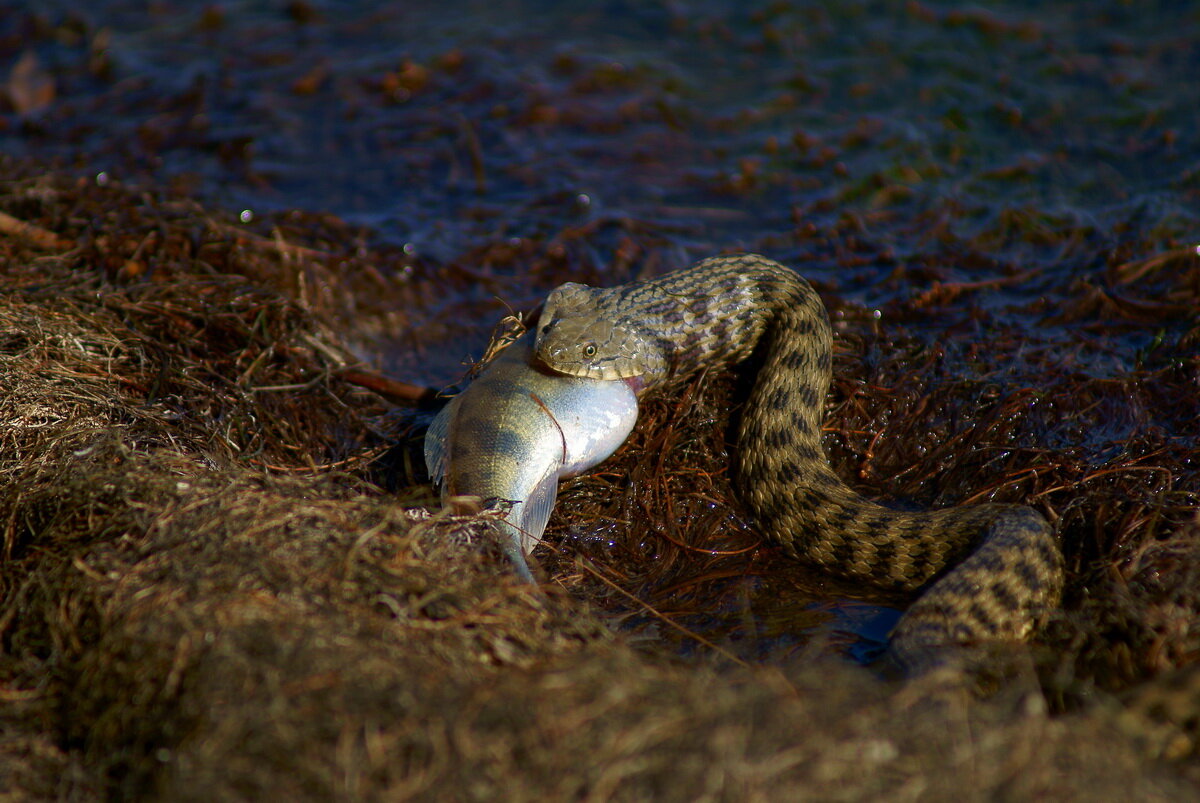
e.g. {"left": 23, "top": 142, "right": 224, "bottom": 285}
{"left": 424, "top": 331, "right": 640, "bottom": 581}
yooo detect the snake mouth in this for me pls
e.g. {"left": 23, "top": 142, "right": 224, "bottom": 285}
{"left": 623, "top": 376, "right": 648, "bottom": 394}
{"left": 529, "top": 351, "right": 574, "bottom": 378}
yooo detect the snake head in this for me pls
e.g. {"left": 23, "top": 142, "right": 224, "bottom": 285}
{"left": 535, "top": 282, "right": 665, "bottom": 382}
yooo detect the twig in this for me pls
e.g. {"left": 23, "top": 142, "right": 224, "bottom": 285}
{"left": 339, "top": 368, "right": 440, "bottom": 406}
{"left": 574, "top": 557, "right": 751, "bottom": 668}
{"left": 652, "top": 525, "right": 762, "bottom": 557}
{"left": 207, "top": 219, "right": 329, "bottom": 260}
{"left": 1032, "top": 465, "right": 1175, "bottom": 499}
{"left": 458, "top": 114, "right": 487, "bottom": 193}
{"left": 247, "top": 451, "right": 382, "bottom": 473}
{"left": 0, "top": 210, "right": 74, "bottom": 250}
{"left": 1112, "top": 245, "right": 1200, "bottom": 285}
{"left": 910, "top": 268, "right": 1041, "bottom": 308}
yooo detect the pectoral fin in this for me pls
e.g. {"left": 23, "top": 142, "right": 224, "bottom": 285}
{"left": 424, "top": 400, "right": 454, "bottom": 488}
{"left": 512, "top": 472, "right": 559, "bottom": 556}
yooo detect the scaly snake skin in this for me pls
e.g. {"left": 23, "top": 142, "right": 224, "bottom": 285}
{"left": 535, "top": 253, "right": 1064, "bottom": 668}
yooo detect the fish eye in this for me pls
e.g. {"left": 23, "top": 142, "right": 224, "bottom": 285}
{"left": 583, "top": 343, "right": 597, "bottom": 358}
{"left": 541, "top": 323, "right": 552, "bottom": 334}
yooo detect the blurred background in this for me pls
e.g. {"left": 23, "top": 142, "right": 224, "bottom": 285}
{"left": 3, "top": 0, "right": 1196, "bottom": 382}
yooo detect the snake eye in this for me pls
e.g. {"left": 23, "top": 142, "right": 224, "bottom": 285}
{"left": 583, "top": 344, "right": 597, "bottom": 358}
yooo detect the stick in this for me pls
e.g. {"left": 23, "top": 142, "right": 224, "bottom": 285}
{"left": 0, "top": 211, "right": 74, "bottom": 250}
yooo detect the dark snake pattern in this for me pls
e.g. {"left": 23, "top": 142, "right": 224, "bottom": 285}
{"left": 534, "top": 253, "right": 1064, "bottom": 669}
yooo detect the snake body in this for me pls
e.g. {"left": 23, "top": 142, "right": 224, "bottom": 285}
{"left": 535, "top": 253, "right": 1063, "bottom": 668}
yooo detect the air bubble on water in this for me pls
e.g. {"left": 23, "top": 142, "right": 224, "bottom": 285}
{"left": 95, "top": 171, "right": 109, "bottom": 186}
{"left": 239, "top": 209, "right": 254, "bottom": 223}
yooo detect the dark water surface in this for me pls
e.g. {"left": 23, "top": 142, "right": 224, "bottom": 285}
{"left": 4, "top": 0, "right": 1198, "bottom": 662}
{"left": 6, "top": 2, "right": 1196, "bottom": 290}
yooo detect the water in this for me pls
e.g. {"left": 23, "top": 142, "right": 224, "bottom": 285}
{"left": 6, "top": 2, "right": 1196, "bottom": 268}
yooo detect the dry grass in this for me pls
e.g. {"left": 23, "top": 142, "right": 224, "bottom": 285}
{"left": 1, "top": 160, "right": 1199, "bottom": 799}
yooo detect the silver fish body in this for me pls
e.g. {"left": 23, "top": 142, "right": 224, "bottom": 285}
{"left": 424, "top": 332, "right": 639, "bottom": 580}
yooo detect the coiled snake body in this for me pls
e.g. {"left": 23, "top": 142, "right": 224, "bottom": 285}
{"left": 535, "top": 253, "right": 1063, "bottom": 668}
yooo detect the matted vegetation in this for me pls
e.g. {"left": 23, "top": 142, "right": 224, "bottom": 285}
{"left": 2, "top": 162, "right": 1199, "bottom": 799}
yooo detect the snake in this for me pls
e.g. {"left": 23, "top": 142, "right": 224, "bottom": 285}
{"left": 534, "top": 253, "right": 1064, "bottom": 669}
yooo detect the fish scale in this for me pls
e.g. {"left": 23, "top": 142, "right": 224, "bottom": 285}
{"left": 535, "top": 253, "right": 1064, "bottom": 670}
{"left": 425, "top": 332, "right": 640, "bottom": 581}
